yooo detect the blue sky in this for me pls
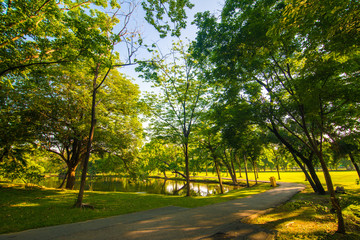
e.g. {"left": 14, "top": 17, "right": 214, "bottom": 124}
{"left": 116, "top": 0, "right": 225, "bottom": 93}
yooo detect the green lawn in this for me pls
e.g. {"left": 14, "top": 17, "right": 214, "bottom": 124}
{"left": 252, "top": 170, "right": 359, "bottom": 189}
{"left": 1, "top": 170, "right": 359, "bottom": 238}
{"left": 242, "top": 171, "right": 360, "bottom": 240}
{"left": 189, "top": 170, "right": 360, "bottom": 190}
{"left": 0, "top": 181, "right": 270, "bottom": 234}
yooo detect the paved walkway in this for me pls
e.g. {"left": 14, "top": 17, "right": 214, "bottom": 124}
{"left": 0, "top": 182, "right": 305, "bottom": 240}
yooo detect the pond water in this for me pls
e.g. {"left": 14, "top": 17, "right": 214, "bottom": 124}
{"left": 40, "top": 176, "right": 238, "bottom": 196}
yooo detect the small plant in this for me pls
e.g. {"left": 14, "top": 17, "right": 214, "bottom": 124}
{"left": 314, "top": 204, "right": 329, "bottom": 214}
{"left": 286, "top": 200, "right": 308, "bottom": 210}
{"left": 0, "top": 161, "right": 44, "bottom": 185}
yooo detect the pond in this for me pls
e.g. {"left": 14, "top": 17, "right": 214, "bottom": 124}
{"left": 40, "top": 176, "right": 238, "bottom": 196}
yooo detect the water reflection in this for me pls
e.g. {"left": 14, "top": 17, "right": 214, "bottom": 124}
{"left": 40, "top": 177, "right": 237, "bottom": 196}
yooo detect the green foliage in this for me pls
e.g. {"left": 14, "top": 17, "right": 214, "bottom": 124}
{"left": 140, "top": 139, "right": 183, "bottom": 175}
{"left": 0, "top": 147, "right": 45, "bottom": 184}
{"left": 137, "top": 41, "right": 207, "bottom": 141}
{"left": 142, "top": 0, "right": 194, "bottom": 38}
{"left": 1, "top": 53, "right": 143, "bottom": 180}
{"left": 1, "top": 0, "right": 197, "bottom": 192}
{"left": 194, "top": 0, "right": 360, "bottom": 154}
{"left": 137, "top": 41, "right": 211, "bottom": 195}
{"left": 0, "top": 0, "right": 117, "bottom": 78}
{"left": 194, "top": 1, "right": 359, "bottom": 211}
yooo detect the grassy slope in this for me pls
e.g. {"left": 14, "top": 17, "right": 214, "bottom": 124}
{"left": 242, "top": 171, "right": 360, "bottom": 240}
{"left": 0, "top": 182, "right": 270, "bottom": 234}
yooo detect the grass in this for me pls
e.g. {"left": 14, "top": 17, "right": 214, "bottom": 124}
{"left": 2, "top": 170, "right": 359, "bottom": 238}
{"left": 246, "top": 187, "right": 360, "bottom": 239}
{"left": 0, "top": 181, "right": 270, "bottom": 234}
{"left": 240, "top": 171, "right": 360, "bottom": 240}
{"left": 187, "top": 170, "right": 360, "bottom": 190}
{"left": 252, "top": 170, "right": 360, "bottom": 189}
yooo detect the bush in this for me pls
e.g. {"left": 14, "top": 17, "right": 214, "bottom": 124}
{"left": 0, "top": 160, "right": 44, "bottom": 184}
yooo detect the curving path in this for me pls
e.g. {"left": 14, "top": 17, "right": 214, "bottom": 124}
{"left": 0, "top": 182, "right": 305, "bottom": 240}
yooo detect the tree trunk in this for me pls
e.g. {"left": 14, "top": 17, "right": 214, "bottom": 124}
{"left": 290, "top": 152, "right": 319, "bottom": 193}
{"left": 236, "top": 154, "right": 242, "bottom": 178}
{"left": 74, "top": 66, "right": 99, "bottom": 208}
{"left": 161, "top": 179, "right": 167, "bottom": 194}
{"left": 276, "top": 164, "right": 281, "bottom": 180}
{"left": 214, "top": 160, "right": 224, "bottom": 194}
{"left": 222, "top": 153, "right": 237, "bottom": 184}
{"left": 310, "top": 102, "right": 344, "bottom": 233}
{"left": 184, "top": 141, "right": 191, "bottom": 197}
{"left": 349, "top": 152, "right": 360, "bottom": 179}
{"left": 66, "top": 167, "right": 77, "bottom": 189}
{"left": 173, "top": 183, "right": 187, "bottom": 195}
{"left": 317, "top": 152, "right": 345, "bottom": 233}
{"left": 230, "top": 151, "right": 238, "bottom": 184}
{"left": 52, "top": 138, "right": 83, "bottom": 190}
{"left": 172, "top": 170, "right": 187, "bottom": 179}
{"left": 58, "top": 170, "right": 69, "bottom": 189}
{"left": 244, "top": 154, "right": 249, "bottom": 187}
{"left": 305, "top": 160, "right": 326, "bottom": 195}
{"left": 252, "top": 161, "right": 258, "bottom": 185}
{"left": 268, "top": 124, "right": 325, "bottom": 194}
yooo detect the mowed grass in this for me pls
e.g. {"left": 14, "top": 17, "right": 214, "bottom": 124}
{"left": 0, "top": 181, "right": 270, "bottom": 234}
{"left": 189, "top": 170, "right": 360, "bottom": 190}
{"left": 252, "top": 170, "right": 360, "bottom": 190}
{"left": 241, "top": 171, "right": 360, "bottom": 240}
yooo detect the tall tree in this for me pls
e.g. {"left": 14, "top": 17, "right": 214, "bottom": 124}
{"left": 137, "top": 42, "right": 208, "bottom": 196}
{"left": 194, "top": 117, "right": 226, "bottom": 193}
{"left": 1, "top": 0, "right": 194, "bottom": 207}
{"left": 193, "top": 0, "right": 359, "bottom": 233}
{"left": 1, "top": 62, "right": 141, "bottom": 189}
{"left": 75, "top": 0, "right": 194, "bottom": 207}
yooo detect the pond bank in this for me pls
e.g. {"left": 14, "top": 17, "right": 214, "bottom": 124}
{"left": 40, "top": 176, "right": 239, "bottom": 196}
{"left": 148, "top": 175, "right": 251, "bottom": 186}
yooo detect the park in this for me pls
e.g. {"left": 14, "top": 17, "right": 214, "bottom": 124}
{"left": 1, "top": 0, "right": 359, "bottom": 239}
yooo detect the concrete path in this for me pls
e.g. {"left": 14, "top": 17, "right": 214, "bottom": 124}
{"left": 0, "top": 182, "right": 305, "bottom": 240}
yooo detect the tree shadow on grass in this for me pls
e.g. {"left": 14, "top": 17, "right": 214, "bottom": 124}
{"left": 250, "top": 199, "right": 360, "bottom": 240}
{"left": 0, "top": 184, "right": 84, "bottom": 233}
